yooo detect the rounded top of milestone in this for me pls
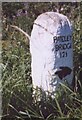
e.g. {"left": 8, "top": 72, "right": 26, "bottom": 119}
{"left": 34, "top": 12, "right": 69, "bottom": 24}
{"left": 34, "top": 12, "right": 72, "bottom": 36}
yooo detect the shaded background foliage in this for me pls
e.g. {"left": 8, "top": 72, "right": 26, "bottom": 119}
{"left": 1, "top": 2, "right": 82, "bottom": 120}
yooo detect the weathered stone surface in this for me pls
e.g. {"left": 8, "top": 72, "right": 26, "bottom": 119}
{"left": 30, "top": 12, "right": 73, "bottom": 94}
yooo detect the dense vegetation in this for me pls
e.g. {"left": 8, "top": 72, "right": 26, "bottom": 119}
{"left": 1, "top": 2, "right": 82, "bottom": 120}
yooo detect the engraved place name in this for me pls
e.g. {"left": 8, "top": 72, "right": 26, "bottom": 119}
{"left": 55, "top": 43, "right": 72, "bottom": 51}
{"left": 53, "top": 35, "right": 72, "bottom": 43}
{"left": 53, "top": 35, "right": 72, "bottom": 58}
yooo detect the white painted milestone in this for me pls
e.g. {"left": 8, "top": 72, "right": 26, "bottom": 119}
{"left": 30, "top": 12, "right": 73, "bottom": 94}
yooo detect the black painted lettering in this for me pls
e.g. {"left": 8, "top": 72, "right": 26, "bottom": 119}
{"left": 53, "top": 35, "right": 72, "bottom": 43}
{"left": 60, "top": 51, "right": 67, "bottom": 58}
{"left": 67, "top": 43, "right": 71, "bottom": 49}
{"left": 63, "top": 44, "right": 67, "bottom": 50}
{"left": 55, "top": 45, "right": 59, "bottom": 51}
{"left": 53, "top": 36, "right": 57, "bottom": 43}
{"left": 55, "top": 43, "right": 72, "bottom": 51}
